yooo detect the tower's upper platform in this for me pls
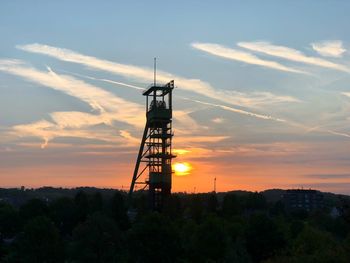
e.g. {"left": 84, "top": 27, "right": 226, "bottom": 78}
{"left": 142, "top": 80, "right": 174, "bottom": 96}
{"left": 143, "top": 80, "right": 174, "bottom": 122}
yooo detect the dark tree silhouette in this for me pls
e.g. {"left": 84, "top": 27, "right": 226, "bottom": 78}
{"left": 69, "top": 213, "right": 123, "bottom": 263}
{"left": 19, "top": 198, "right": 48, "bottom": 221}
{"left": 245, "top": 192, "right": 267, "bottom": 211}
{"left": 13, "top": 216, "right": 63, "bottom": 263}
{"left": 222, "top": 193, "right": 241, "bottom": 217}
{"left": 0, "top": 203, "right": 20, "bottom": 238}
{"left": 245, "top": 213, "right": 285, "bottom": 262}
{"left": 1, "top": 188, "right": 350, "bottom": 262}
{"left": 109, "top": 191, "right": 129, "bottom": 230}
{"left": 188, "top": 216, "right": 231, "bottom": 262}
{"left": 127, "top": 212, "right": 181, "bottom": 263}
{"left": 49, "top": 197, "right": 76, "bottom": 235}
{"left": 74, "top": 190, "right": 89, "bottom": 223}
{"left": 90, "top": 192, "right": 103, "bottom": 213}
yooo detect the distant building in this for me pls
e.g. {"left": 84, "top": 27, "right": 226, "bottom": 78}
{"left": 283, "top": 189, "right": 323, "bottom": 212}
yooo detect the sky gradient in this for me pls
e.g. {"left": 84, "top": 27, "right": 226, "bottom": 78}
{"left": 1, "top": 1, "right": 350, "bottom": 194}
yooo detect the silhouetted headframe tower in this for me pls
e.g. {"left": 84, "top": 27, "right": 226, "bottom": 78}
{"left": 129, "top": 74, "right": 175, "bottom": 211}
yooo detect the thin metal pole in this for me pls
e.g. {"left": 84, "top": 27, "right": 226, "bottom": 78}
{"left": 214, "top": 177, "right": 217, "bottom": 193}
{"left": 154, "top": 57, "right": 156, "bottom": 87}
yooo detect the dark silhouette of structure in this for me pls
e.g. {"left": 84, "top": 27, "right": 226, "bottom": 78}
{"left": 129, "top": 80, "right": 175, "bottom": 210}
{"left": 283, "top": 189, "right": 324, "bottom": 212}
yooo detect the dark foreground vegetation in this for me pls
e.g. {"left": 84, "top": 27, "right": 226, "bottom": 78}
{"left": 1, "top": 187, "right": 350, "bottom": 262}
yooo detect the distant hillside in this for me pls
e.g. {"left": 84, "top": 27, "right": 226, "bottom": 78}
{"left": 0, "top": 187, "right": 122, "bottom": 207}
{"left": 1, "top": 186, "right": 349, "bottom": 207}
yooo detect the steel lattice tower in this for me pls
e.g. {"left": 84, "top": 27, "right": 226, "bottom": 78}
{"left": 129, "top": 80, "right": 175, "bottom": 210}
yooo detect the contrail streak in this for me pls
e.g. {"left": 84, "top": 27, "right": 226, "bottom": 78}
{"left": 303, "top": 124, "right": 350, "bottom": 138}
{"left": 326, "top": 129, "right": 350, "bottom": 138}
{"left": 183, "top": 97, "right": 350, "bottom": 139}
{"left": 183, "top": 97, "right": 286, "bottom": 123}
{"left": 57, "top": 69, "right": 144, "bottom": 91}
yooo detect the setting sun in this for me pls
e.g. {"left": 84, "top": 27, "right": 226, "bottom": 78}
{"left": 173, "top": 162, "right": 192, "bottom": 176}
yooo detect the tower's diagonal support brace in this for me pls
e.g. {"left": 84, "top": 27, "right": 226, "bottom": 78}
{"left": 136, "top": 165, "right": 149, "bottom": 181}
{"left": 129, "top": 121, "right": 149, "bottom": 199}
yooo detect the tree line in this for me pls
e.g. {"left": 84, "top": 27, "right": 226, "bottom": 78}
{"left": 1, "top": 190, "right": 350, "bottom": 262}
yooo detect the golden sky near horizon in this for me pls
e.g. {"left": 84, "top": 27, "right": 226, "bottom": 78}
{"left": 1, "top": 2, "right": 350, "bottom": 194}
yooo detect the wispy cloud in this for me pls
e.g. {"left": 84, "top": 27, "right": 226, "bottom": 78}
{"left": 63, "top": 70, "right": 298, "bottom": 107}
{"left": 342, "top": 92, "right": 350, "bottom": 98}
{"left": 191, "top": 42, "right": 307, "bottom": 74}
{"left": 171, "top": 142, "right": 309, "bottom": 160}
{"left": 0, "top": 60, "right": 141, "bottom": 118}
{"left": 304, "top": 173, "right": 350, "bottom": 179}
{"left": 212, "top": 117, "right": 224, "bottom": 124}
{"left": 175, "top": 135, "right": 229, "bottom": 144}
{"left": 0, "top": 59, "right": 213, "bottom": 147}
{"left": 311, "top": 40, "right": 346, "bottom": 58}
{"left": 50, "top": 111, "right": 115, "bottom": 128}
{"left": 0, "top": 60, "right": 143, "bottom": 127}
{"left": 184, "top": 97, "right": 287, "bottom": 123}
{"left": 13, "top": 120, "right": 54, "bottom": 149}
{"left": 117, "top": 125, "right": 229, "bottom": 147}
{"left": 12, "top": 119, "right": 124, "bottom": 149}
{"left": 227, "top": 91, "right": 301, "bottom": 106}
{"left": 58, "top": 70, "right": 144, "bottom": 91}
{"left": 16, "top": 43, "right": 300, "bottom": 108}
{"left": 0, "top": 59, "right": 148, "bottom": 146}
{"left": 238, "top": 41, "right": 350, "bottom": 73}
{"left": 119, "top": 130, "right": 140, "bottom": 145}
{"left": 326, "top": 129, "right": 350, "bottom": 138}
{"left": 186, "top": 98, "right": 350, "bottom": 140}
{"left": 173, "top": 110, "right": 207, "bottom": 135}
{"left": 11, "top": 44, "right": 349, "bottom": 144}
{"left": 10, "top": 110, "right": 147, "bottom": 148}
{"left": 289, "top": 119, "right": 350, "bottom": 139}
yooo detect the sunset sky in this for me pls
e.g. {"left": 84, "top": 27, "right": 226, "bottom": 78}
{"left": 1, "top": 1, "right": 350, "bottom": 194}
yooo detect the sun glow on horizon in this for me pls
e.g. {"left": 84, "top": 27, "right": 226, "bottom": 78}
{"left": 173, "top": 162, "right": 192, "bottom": 176}
{"left": 173, "top": 149, "right": 191, "bottom": 155}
